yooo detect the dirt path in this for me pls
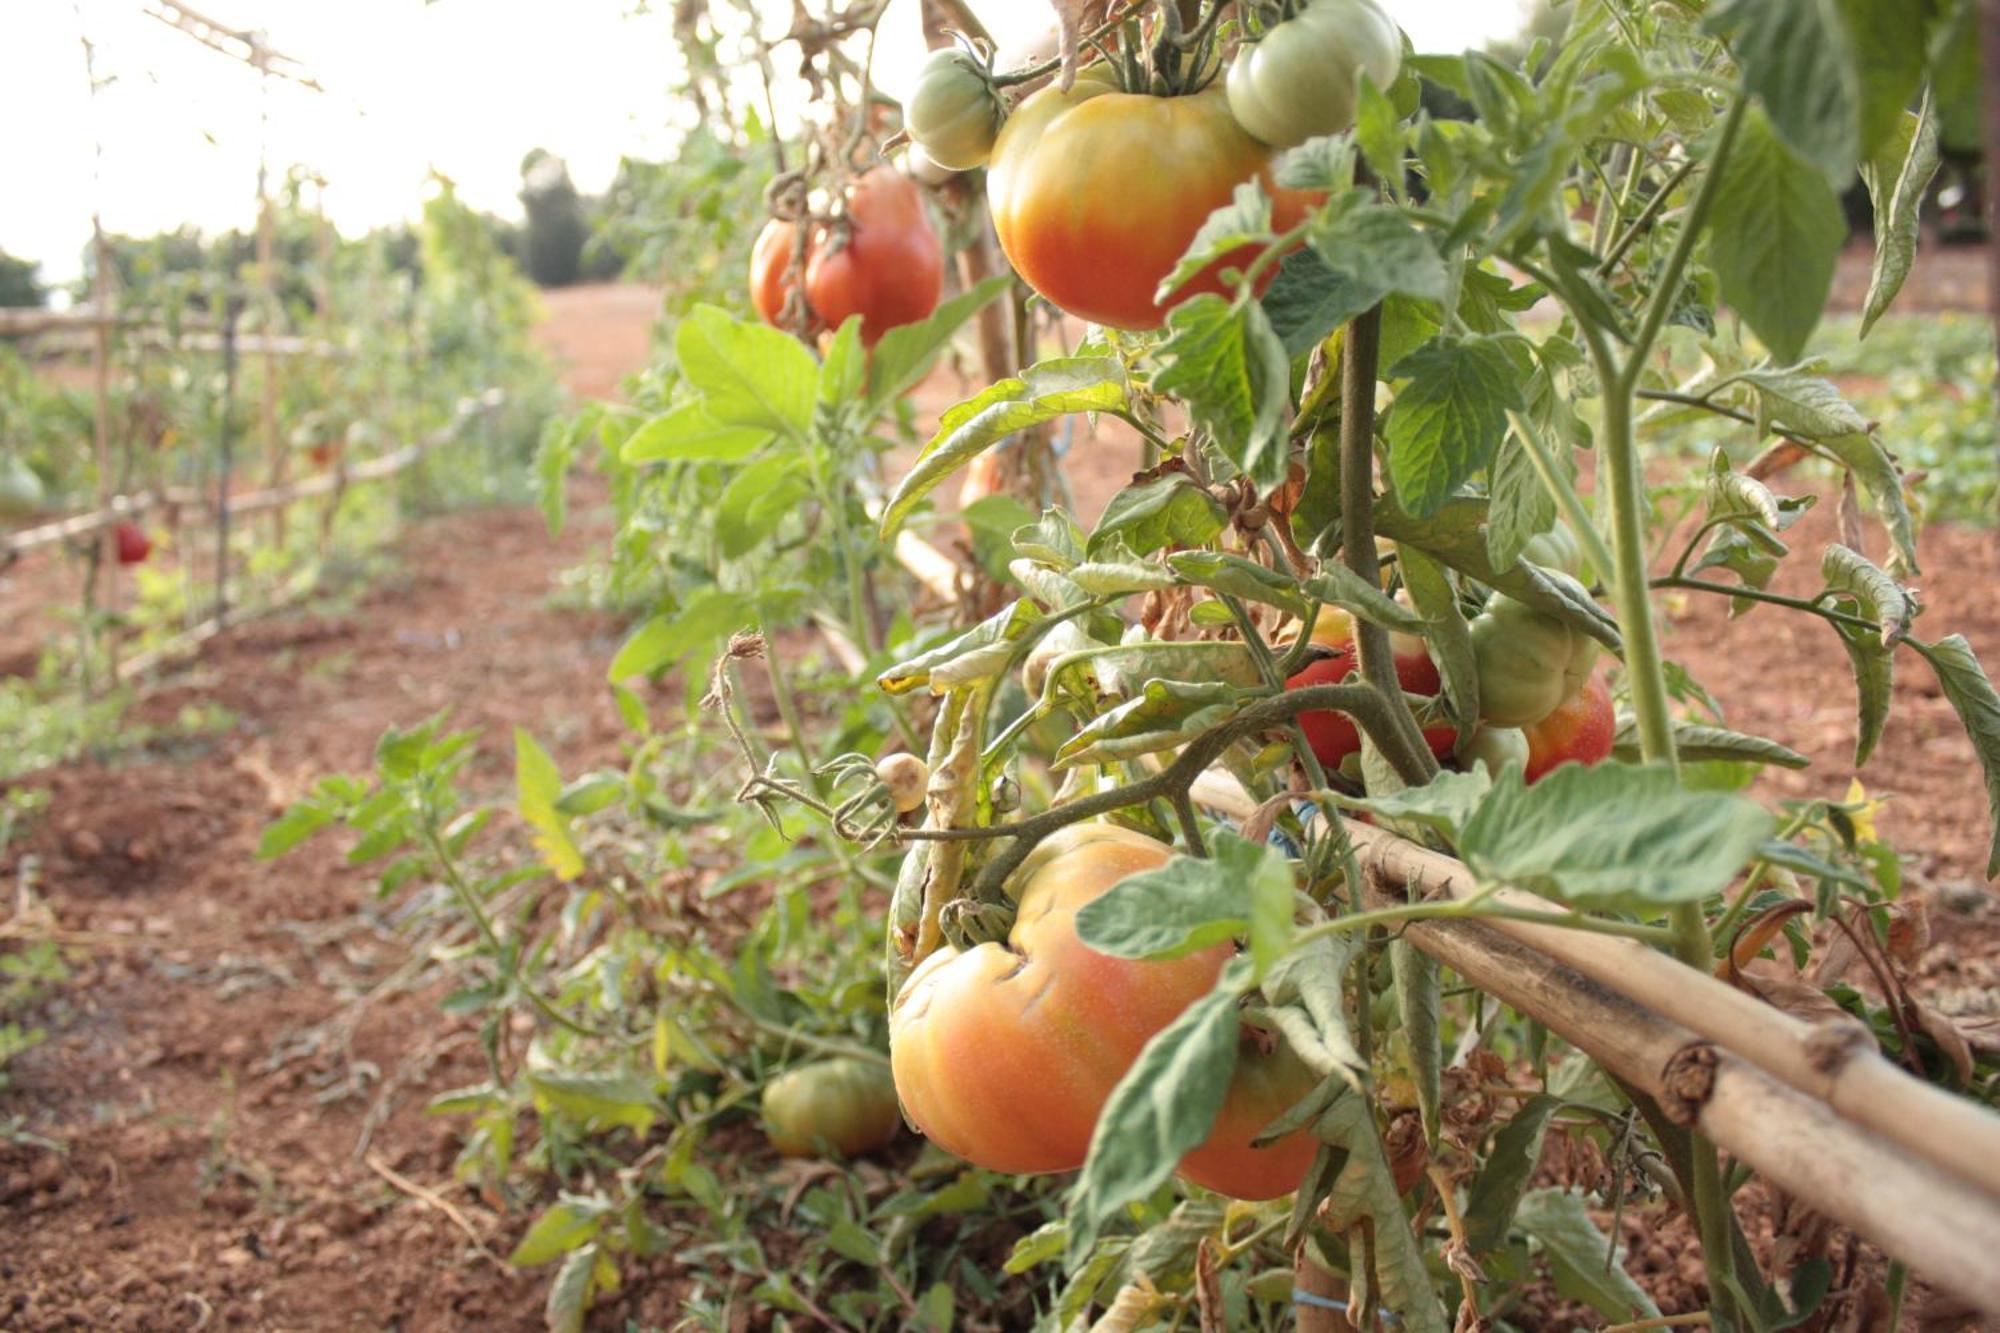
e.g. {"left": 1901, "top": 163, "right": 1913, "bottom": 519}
{"left": 0, "top": 294, "right": 654, "bottom": 1330}
{"left": 2, "top": 503, "right": 636, "bottom": 1330}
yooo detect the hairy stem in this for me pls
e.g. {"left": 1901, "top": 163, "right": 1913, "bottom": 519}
{"left": 1340, "top": 303, "right": 1440, "bottom": 784}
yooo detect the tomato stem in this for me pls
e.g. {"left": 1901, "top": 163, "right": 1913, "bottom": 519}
{"left": 1339, "top": 302, "right": 1441, "bottom": 785}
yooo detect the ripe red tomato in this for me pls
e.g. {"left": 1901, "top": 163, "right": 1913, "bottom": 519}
{"left": 749, "top": 169, "right": 944, "bottom": 346}
{"left": 113, "top": 520, "right": 151, "bottom": 566}
{"left": 1286, "top": 609, "right": 1454, "bottom": 770}
{"left": 888, "top": 824, "right": 1318, "bottom": 1199}
{"left": 985, "top": 79, "right": 1318, "bottom": 330}
{"left": 1522, "top": 672, "right": 1616, "bottom": 783}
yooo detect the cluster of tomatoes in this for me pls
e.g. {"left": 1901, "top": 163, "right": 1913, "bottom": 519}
{"left": 909, "top": 0, "right": 1401, "bottom": 331}
{"left": 1287, "top": 527, "right": 1618, "bottom": 784}
{"left": 750, "top": 0, "right": 1404, "bottom": 347}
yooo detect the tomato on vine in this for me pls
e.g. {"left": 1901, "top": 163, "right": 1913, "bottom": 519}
{"left": 0, "top": 456, "right": 45, "bottom": 520}
{"left": 907, "top": 48, "right": 1005, "bottom": 171}
{"left": 113, "top": 521, "right": 152, "bottom": 567}
{"left": 1225, "top": 0, "right": 1403, "bottom": 149}
{"left": 985, "top": 76, "right": 1317, "bottom": 330}
{"left": 1286, "top": 608, "right": 1455, "bottom": 771}
{"left": 1469, "top": 595, "right": 1599, "bottom": 729}
{"left": 888, "top": 824, "right": 1318, "bottom": 1199}
{"left": 761, "top": 1057, "right": 902, "bottom": 1159}
{"left": 750, "top": 168, "right": 944, "bottom": 346}
{"left": 1522, "top": 671, "right": 1616, "bottom": 783}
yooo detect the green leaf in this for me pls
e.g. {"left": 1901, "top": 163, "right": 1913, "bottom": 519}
{"left": 1833, "top": 622, "right": 1896, "bottom": 768}
{"left": 715, "top": 454, "right": 813, "bottom": 559}
{"left": 877, "top": 599, "right": 1036, "bottom": 696}
{"left": 1383, "top": 335, "right": 1524, "bottom": 519}
{"left": 1309, "top": 204, "right": 1451, "bottom": 307}
{"left": 1705, "top": 0, "right": 1859, "bottom": 182}
{"left": 622, "top": 403, "right": 773, "bottom": 465}
{"left": 1090, "top": 477, "right": 1229, "bottom": 559}
{"left": 606, "top": 587, "right": 745, "bottom": 683}
{"left": 525, "top": 1070, "right": 661, "bottom": 1134}
{"left": 510, "top": 1198, "right": 608, "bottom": 1267}
{"left": 1392, "top": 939, "right": 1440, "bottom": 1146}
{"left": 1153, "top": 295, "right": 1293, "bottom": 491}
{"left": 1075, "top": 834, "right": 1295, "bottom": 969}
{"left": 1055, "top": 680, "right": 1251, "bottom": 769}
{"left": 1261, "top": 931, "right": 1367, "bottom": 1089}
{"left": 1158, "top": 181, "right": 1273, "bottom": 302}
{"left": 258, "top": 800, "right": 335, "bottom": 860}
{"left": 1013, "top": 508, "right": 1088, "bottom": 569}
{"left": 1463, "top": 1095, "right": 1563, "bottom": 1252}
{"left": 1333, "top": 767, "right": 1492, "bottom": 843}
{"left": 1316, "top": 1093, "right": 1452, "bottom": 1333}
{"left": 516, "top": 729, "right": 583, "bottom": 882}
{"left": 881, "top": 358, "right": 1129, "bottom": 538}
{"left": 1261, "top": 247, "right": 1378, "bottom": 359}
{"left": 1514, "top": 1189, "right": 1659, "bottom": 1322}
{"left": 1060, "top": 640, "right": 1267, "bottom": 698}
{"left": 1375, "top": 495, "right": 1623, "bottom": 651}
{"left": 1067, "top": 970, "right": 1245, "bottom": 1261}
{"left": 1823, "top": 544, "right": 1917, "bottom": 645}
{"left": 1860, "top": 99, "right": 1942, "bottom": 337}
{"left": 1838, "top": 0, "right": 1934, "bottom": 164}
{"left": 544, "top": 1243, "right": 601, "bottom": 1333}
{"left": 1167, "top": 551, "right": 1311, "bottom": 620}
{"left": 1916, "top": 636, "right": 2000, "bottom": 877}
{"left": 1354, "top": 76, "right": 1407, "bottom": 199}
{"left": 1399, "top": 544, "right": 1475, "bottom": 740}
{"left": 1609, "top": 720, "right": 1812, "bottom": 771}
{"left": 819, "top": 316, "right": 866, "bottom": 407}
{"left": 1460, "top": 765, "right": 1775, "bottom": 916}
{"left": 868, "top": 275, "right": 1013, "bottom": 410}
{"left": 1705, "top": 107, "right": 1847, "bottom": 363}
{"left": 1302, "top": 564, "right": 1427, "bottom": 635}
{"left": 675, "top": 305, "right": 817, "bottom": 439}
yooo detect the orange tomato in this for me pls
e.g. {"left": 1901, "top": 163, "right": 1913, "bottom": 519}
{"left": 985, "top": 80, "right": 1318, "bottom": 330}
{"left": 888, "top": 824, "right": 1318, "bottom": 1198}
{"left": 1522, "top": 671, "right": 1616, "bottom": 783}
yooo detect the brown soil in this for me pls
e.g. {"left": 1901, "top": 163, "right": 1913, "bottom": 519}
{"left": 2, "top": 255, "right": 1997, "bottom": 1332}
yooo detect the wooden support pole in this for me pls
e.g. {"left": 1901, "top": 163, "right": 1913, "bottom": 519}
{"left": 1340, "top": 818, "right": 2000, "bottom": 1204}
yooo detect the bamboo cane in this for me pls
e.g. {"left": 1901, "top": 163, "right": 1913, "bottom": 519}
{"left": 1340, "top": 817, "right": 2000, "bottom": 1204}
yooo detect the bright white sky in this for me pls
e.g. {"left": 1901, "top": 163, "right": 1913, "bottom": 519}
{"left": 3, "top": 1, "right": 1532, "bottom": 289}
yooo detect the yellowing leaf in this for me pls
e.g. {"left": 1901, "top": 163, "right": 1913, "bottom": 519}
{"left": 516, "top": 728, "right": 584, "bottom": 881}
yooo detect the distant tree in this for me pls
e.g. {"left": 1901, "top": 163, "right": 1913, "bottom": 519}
{"left": 519, "top": 148, "right": 589, "bottom": 288}
{"left": 0, "top": 251, "right": 47, "bottom": 308}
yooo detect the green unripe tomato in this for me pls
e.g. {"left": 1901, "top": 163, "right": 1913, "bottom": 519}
{"left": 1522, "top": 520, "right": 1585, "bottom": 579}
{"left": 761, "top": 1057, "right": 902, "bottom": 1159}
{"left": 908, "top": 49, "right": 1005, "bottom": 171}
{"left": 1225, "top": 0, "right": 1402, "bottom": 149}
{"left": 0, "top": 455, "right": 45, "bottom": 519}
{"left": 1466, "top": 725, "right": 1529, "bottom": 778}
{"left": 1470, "top": 596, "right": 1576, "bottom": 728}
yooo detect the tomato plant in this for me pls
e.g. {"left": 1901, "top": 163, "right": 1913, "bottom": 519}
{"left": 274, "top": 1, "right": 2000, "bottom": 1329}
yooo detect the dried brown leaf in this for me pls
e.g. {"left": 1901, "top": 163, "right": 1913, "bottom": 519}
{"left": 1912, "top": 1000, "right": 1976, "bottom": 1086}
{"left": 1050, "top": 0, "right": 1112, "bottom": 90}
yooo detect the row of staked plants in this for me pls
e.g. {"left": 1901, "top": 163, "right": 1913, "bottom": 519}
{"left": 269, "top": 1, "right": 2000, "bottom": 1330}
